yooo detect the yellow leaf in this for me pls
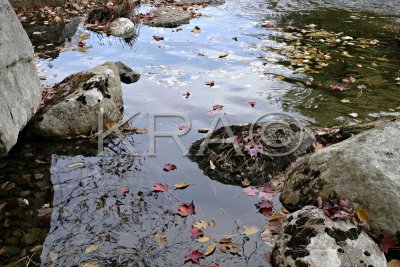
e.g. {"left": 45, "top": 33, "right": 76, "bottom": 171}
{"left": 356, "top": 208, "right": 369, "bottom": 223}
{"left": 174, "top": 182, "right": 190, "bottom": 189}
{"left": 68, "top": 162, "right": 84, "bottom": 168}
{"left": 218, "top": 237, "right": 232, "bottom": 244}
{"left": 155, "top": 233, "right": 166, "bottom": 247}
{"left": 196, "top": 237, "right": 210, "bottom": 243}
{"left": 194, "top": 220, "right": 215, "bottom": 229}
{"left": 377, "top": 57, "right": 389, "bottom": 62}
{"left": 388, "top": 260, "right": 400, "bottom": 267}
{"left": 84, "top": 245, "right": 98, "bottom": 254}
{"left": 205, "top": 243, "right": 216, "bottom": 256}
{"left": 341, "top": 99, "right": 350, "bottom": 103}
{"left": 276, "top": 76, "right": 285, "bottom": 81}
{"left": 389, "top": 108, "right": 396, "bottom": 112}
{"left": 243, "top": 226, "right": 259, "bottom": 236}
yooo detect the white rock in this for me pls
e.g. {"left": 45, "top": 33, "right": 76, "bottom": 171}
{"left": 109, "top": 18, "right": 135, "bottom": 38}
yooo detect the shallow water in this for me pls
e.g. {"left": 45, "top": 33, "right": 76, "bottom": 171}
{"left": 1, "top": 0, "right": 400, "bottom": 266}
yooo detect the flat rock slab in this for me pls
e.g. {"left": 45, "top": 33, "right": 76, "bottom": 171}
{"left": 281, "top": 122, "right": 400, "bottom": 235}
{"left": 272, "top": 207, "right": 386, "bottom": 267}
{"left": 172, "top": 0, "right": 225, "bottom": 6}
{"left": 144, "top": 7, "right": 194, "bottom": 28}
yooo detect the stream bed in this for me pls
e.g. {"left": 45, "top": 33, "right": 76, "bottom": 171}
{"left": 1, "top": 0, "right": 400, "bottom": 266}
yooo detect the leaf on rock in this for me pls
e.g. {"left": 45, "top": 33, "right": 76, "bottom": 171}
{"left": 177, "top": 201, "right": 195, "bottom": 217}
{"left": 152, "top": 183, "right": 169, "bottom": 192}
{"left": 205, "top": 243, "right": 217, "bottom": 256}
{"left": 196, "top": 236, "right": 210, "bottom": 243}
{"left": 355, "top": 208, "right": 369, "bottom": 223}
{"left": 163, "top": 163, "right": 177, "bottom": 172}
{"left": 243, "top": 225, "right": 259, "bottom": 236}
{"left": 184, "top": 249, "right": 205, "bottom": 264}
{"left": 388, "top": 260, "right": 400, "bottom": 267}
{"left": 155, "top": 233, "right": 166, "bottom": 247}
{"left": 84, "top": 245, "right": 98, "bottom": 254}
{"left": 243, "top": 187, "right": 259, "bottom": 196}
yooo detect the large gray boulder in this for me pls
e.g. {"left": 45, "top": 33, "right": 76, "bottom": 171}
{"left": 143, "top": 7, "right": 194, "bottom": 28}
{"left": 26, "top": 62, "right": 124, "bottom": 138}
{"left": 0, "top": 0, "right": 42, "bottom": 156}
{"left": 272, "top": 207, "right": 386, "bottom": 267}
{"left": 280, "top": 122, "right": 400, "bottom": 235}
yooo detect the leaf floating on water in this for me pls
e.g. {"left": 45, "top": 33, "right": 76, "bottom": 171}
{"left": 388, "top": 260, "right": 400, "bottom": 267}
{"left": 184, "top": 250, "right": 205, "bottom": 264}
{"left": 152, "top": 35, "right": 164, "bottom": 41}
{"left": 205, "top": 80, "right": 215, "bottom": 87}
{"left": 84, "top": 245, "right": 98, "bottom": 254}
{"left": 218, "top": 237, "right": 232, "bottom": 244}
{"left": 155, "top": 233, "right": 166, "bottom": 247}
{"left": 205, "top": 243, "right": 217, "bottom": 256}
{"left": 247, "top": 101, "right": 256, "bottom": 108}
{"left": 242, "top": 225, "right": 259, "bottom": 236}
{"left": 194, "top": 220, "right": 216, "bottom": 229}
{"left": 152, "top": 183, "right": 169, "bottom": 192}
{"left": 191, "top": 26, "right": 201, "bottom": 34}
{"left": 232, "top": 37, "right": 238, "bottom": 41}
{"left": 163, "top": 163, "right": 177, "bottom": 172}
{"left": 190, "top": 226, "right": 204, "bottom": 239}
{"left": 177, "top": 201, "right": 195, "bottom": 217}
{"left": 218, "top": 52, "right": 229, "bottom": 58}
{"left": 196, "top": 237, "right": 210, "bottom": 243}
{"left": 183, "top": 91, "right": 191, "bottom": 99}
{"left": 174, "top": 182, "right": 190, "bottom": 190}
{"left": 67, "top": 162, "right": 84, "bottom": 168}
{"left": 243, "top": 187, "right": 258, "bottom": 196}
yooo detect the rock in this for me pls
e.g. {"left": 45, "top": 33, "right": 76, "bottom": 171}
{"left": 172, "top": 0, "right": 225, "bottom": 6}
{"left": 109, "top": 18, "right": 136, "bottom": 38}
{"left": 280, "top": 122, "right": 400, "bottom": 235}
{"left": 23, "top": 228, "right": 42, "bottom": 245}
{"left": 26, "top": 62, "right": 123, "bottom": 138}
{"left": 9, "top": 0, "right": 65, "bottom": 8}
{"left": 189, "top": 116, "right": 315, "bottom": 185}
{"left": 115, "top": 61, "right": 140, "bottom": 84}
{"left": 272, "top": 207, "right": 387, "bottom": 267}
{"left": 0, "top": 0, "right": 42, "bottom": 156}
{"left": 144, "top": 7, "right": 194, "bottom": 28}
{"left": 0, "top": 246, "right": 21, "bottom": 257}
{"left": 4, "top": 237, "right": 20, "bottom": 246}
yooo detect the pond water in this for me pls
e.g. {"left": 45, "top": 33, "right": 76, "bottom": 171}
{"left": 1, "top": 0, "right": 400, "bottom": 266}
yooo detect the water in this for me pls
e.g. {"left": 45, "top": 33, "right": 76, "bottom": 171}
{"left": 1, "top": 0, "right": 400, "bottom": 266}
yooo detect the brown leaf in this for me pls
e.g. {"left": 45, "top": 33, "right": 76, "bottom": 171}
{"left": 205, "top": 80, "right": 215, "bottom": 87}
{"left": 163, "top": 163, "right": 177, "bottom": 172}
{"left": 355, "top": 208, "right": 369, "bottom": 223}
{"left": 153, "top": 35, "right": 164, "bottom": 41}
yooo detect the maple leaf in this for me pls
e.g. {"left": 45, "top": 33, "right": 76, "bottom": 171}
{"left": 177, "top": 201, "right": 195, "bottom": 217}
{"left": 163, "top": 163, "right": 177, "bottom": 172}
{"left": 259, "top": 208, "right": 274, "bottom": 216}
{"left": 243, "top": 187, "right": 259, "bottom": 196}
{"left": 184, "top": 250, "right": 205, "bottom": 264}
{"left": 190, "top": 226, "right": 204, "bottom": 239}
{"left": 247, "top": 101, "right": 256, "bottom": 107}
{"left": 263, "top": 182, "right": 275, "bottom": 193}
{"left": 380, "top": 235, "right": 397, "bottom": 254}
{"left": 330, "top": 84, "right": 349, "bottom": 92}
{"left": 153, "top": 183, "right": 169, "bottom": 192}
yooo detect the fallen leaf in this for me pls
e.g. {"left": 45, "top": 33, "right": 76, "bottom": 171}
{"left": 163, "top": 163, "right": 177, "bottom": 172}
{"left": 209, "top": 160, "right": 216, "bottom": 170}
{"left": 198, "top": 128, "right": 209, "bottom": 133}
{"left": 241, "top": 178, "right": 250, "bottom": 187}
{"left": 380, "top": 235, "right": 397, "bottom": 253}
{"left": 388, "top": 260, "right": 400, "bottom": 267}
{"left": 247, "top": 101, "right": 256, "bottom": 107}
{"left": 357, "top": 84, "right": 367, "bottom": 90}
{"left": 342, "top": 76, "right": 356, "bottom": 83}
{"left": 191, "top": 26, "right": 201, "bottom": 34}
{"left": 212, "top": 104, "right": 224, "bottom": 111}
{"left": 153, "top": 35, "right": 164, "bottom": 41}
{"left": 341, "top": 99, "right": 350, "bottom": 103}
{"left": 194, "top": 220, "right": 215, "bottom": 229}
{"left": 243, "top": 187, "right": 258, "bottom": 196}
{"left": 330, "top": 84, "right": 349, "bottom": 92}
{"left": 259, "top": 192, "right": 274, "bottom": 201}
{"left": 205, "top": 80, "right": 215, "bottom": 87}
{"left": 174, "top": 182, "right": 190, "bottom": 189}
{"left": 219, "top": 52, "right": 229, "bottom": 58}
{"left": 183, "top": 91, "right": 191, "bottom": 98}
{"left": 153, "top": 183, "right": 169, "bottom": 192}
{"left": 67, "top": 162, "right": 84, "bottom": 168}
{"left": 155, "top": 233, "right": 166, "bottom": 247}
{"left": 179, "top": 124, "right": 190, "bottom": 132}
{"left": 191, "top": 226, "right": 204, "bottom": 239}
{"left": 205, "top": 243, "right": 217, "bottom": 256}
{"left": 177, "top": 201, "right": 195, "bottom": 217}
{"left": 119, "top": 187, "right": 129, "bottom": 194}
{"left": 184, "top": 250, "right": 205, "bottom": 264}
{"left": 349, "top": 113, "right": 358, "bottom": 118}
{"left": 263, "top": 182, "right": 275, "bottom": 193}
{"left": 196, "top": 236, "right": 210, "bottom": 242}
{"left": 84, "top": 245, "right": 98, "bottom": 254}
{"left": 218, "top": 237, "right": 232, "bottom": 244}
{"left": 243, "top": 225, "right": 259, "bottom": 236}
{"left": 81, "top": 263, "right": 100, "bottom": 267}
{"left": 232, "top": 37, "right": 238, "bottom": 41}
{"left": 355, "top": 208, "right": 369, "bottom": 223}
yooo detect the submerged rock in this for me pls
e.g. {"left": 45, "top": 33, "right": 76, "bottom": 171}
{"left": 189, "top": 117, "right": 314, "bottom": 185}
{"left": 26, "top": 62, "right": 124, "bottom": 138}
{"left": 272, "top": 207, "right": 386, "bottom": 267}
{"left": 144, "top": 7, "right": 194, "bottom": 28}
{"left": 115, "top": 61, "right": 140, "bottom": 84}
{"left": 0, "top": 0, "right": 42, "bottom": 156}
{"left": 109, "top": 17, "right": 136, "bottom": 38}
{"left": 281, "top": 122, "right": 400, "bottom": 235}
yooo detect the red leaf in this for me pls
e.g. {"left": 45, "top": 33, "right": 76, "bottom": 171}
{"left": 184, "top": 249, "right": 205, "bottom": 264}
{"left": 247, "top": 101, "right": 256, "bottom": 107}
{"left": 177, "top": 201, "right": 195, "bottom": 217}
{"left": 256, "top": 200, "right": 273, "bottom": 209}
{"left": 259, "top": 208, "right": 274, "bottom": 216}
{"left": 119, "top": 187, "right": 129, "bottom": 194}
{"left": 153, "top": 183, "right": 169, "bottom": 192}
{"left": 380, "top": 235, "right": 397, "bottom": 253}
{"left": 330, "top": 84, "right": 349, "bottom": 92}
{"left": 163, "top": 163, "right": 177, "bottom": 172}
{"left": 263, "top": 182, "right": 275, "bottom": 193}
{"left": 243, "top": 187, "right": 259, "bottom": 196}
{"left": 190, "top": 226, "right": 204, "bottom": 239}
